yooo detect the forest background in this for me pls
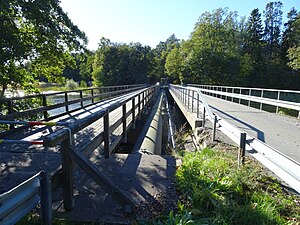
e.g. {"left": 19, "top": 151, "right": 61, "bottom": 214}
{"left": 1, "top": 0, "right": 300, "bottom": 98}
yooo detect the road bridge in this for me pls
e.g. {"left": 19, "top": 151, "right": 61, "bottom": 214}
{"left": 169, "top": 84, "right": 300, "bottom": 195}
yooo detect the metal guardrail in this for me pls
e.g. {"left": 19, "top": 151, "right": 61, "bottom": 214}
{"left": 170, "top": 85, "right": 217, "bottom": 141}
{"left": 188, "top": 84, "right": 300, "bottom": 118}
{"left": 0, "top": 84, "right": 146, "bottom": 130}
{"left": 0, "top": 171, "right": 52, "bottom": 225}
{"left": 170, "top": 85, "right": 300, "bottom": 194}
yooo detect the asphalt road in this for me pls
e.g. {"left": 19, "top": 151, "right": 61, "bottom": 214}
{"left": 202, "top": 95, "right": 300, "bottom": 163}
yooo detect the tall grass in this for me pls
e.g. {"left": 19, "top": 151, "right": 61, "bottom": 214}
{"left": 152, "top": 147, "right": 300, "bottom": 225}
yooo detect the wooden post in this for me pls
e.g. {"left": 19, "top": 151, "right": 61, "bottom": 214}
{"left": 104, "top": 110, "right": 110, "bottom": 158}
{"left": 42, "top": 95, "right": 48, "bottom": 119}
{"left": 80, "top": 90, "right": 83, "bottom": 107}
{"left": 64, "top": 93, "right": 69, "bottom": 112}
{"left": 238, "top": 133, "right": 246, "bottom": 166}
{"left": 40, "top": 171, "right": 52, "bottom": 225}
{"left": 7, "top": 99, "right": 14, "bottom": 130}
{"left": 60, "top": 130, "right": 74, "bottom": 210}
{"left": 91, "top": 89, "right": 95, "bottom": 104}
{"left": 122, "top": 104, "right": 127, "bottom": 143}
{"left": 132, "top": 97, "right": 136, "bottom": 129}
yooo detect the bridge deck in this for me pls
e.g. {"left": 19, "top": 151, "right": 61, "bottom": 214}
{"left": 53, "top": 153, "right": 177, "bottom": 222}
{"left": 0, "top": 89, "right": 141, "bottom": 193}
{"left": 203, "top": 95, "right": 300, "bottom": 163}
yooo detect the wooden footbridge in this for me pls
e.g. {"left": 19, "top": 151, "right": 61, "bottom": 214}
{"left": 1, "top": 83, "right": 300, "bottom": 224}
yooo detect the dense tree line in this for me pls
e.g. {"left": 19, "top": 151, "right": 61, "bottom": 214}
{"left": 80, "top": 1, "right": 299, "bottom": 89}
{"left": 165, "top": 3, "right": 300, "bottom": 89}
{"left": 1, "top": 1, "right": 299, "bottom": 95}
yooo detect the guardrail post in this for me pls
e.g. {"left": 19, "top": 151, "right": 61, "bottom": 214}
{"left": 187, "top": 89, "right": 190, "bottom": 109}
{"left": 132, "top": 97, "right": 136, "bottom": 129}
{"left": 197, "top": 92, "right": 200, "bottom": 118}
{"left": 260, "top": 90, "right": 264, "bottom": 110}
{"left": 276, "top": 91, "right": 280, "bottom": 113}
{"left": 212, "top": 115, "right": 217, "bottom": 142}
{"left": 122, "top": 104, "right": 127, "bottom": 143}
{"left": 61, "top": 129, "right": 74, "bottom": 210}
{"left": 248, "top": 89, "right": 252, "bottom": 106}
{"left": 104, "top": 110, "right": 110, "bottom": 158}
{"left": 202, "top": 107, "right": 206, "bottom": 127}
{"left": 191, "top": 90, "right": 194, "bottom": 112}
{"left": 42, "top": 95, "right": 48, "bottom": 119}
{"left": 238, "top": 133, "right": 246, "bottom": 166}
{"left": 64, "top": 93, "right": 69, "bottom": 112}
{"left": 40, "top": 171, "right": 52, "bottom": 225}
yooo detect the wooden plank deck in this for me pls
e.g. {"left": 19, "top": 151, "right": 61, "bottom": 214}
{"left": 0, "top": 89, "right": 145, "bottom": 193}
{"left": 52, "top": 153, "right": 177, "bottom": 223}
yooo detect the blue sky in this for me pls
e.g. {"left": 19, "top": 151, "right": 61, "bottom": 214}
{"left": 60, "top": 0, "right": 300, "bottom": 50}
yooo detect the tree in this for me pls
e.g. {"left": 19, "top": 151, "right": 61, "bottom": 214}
{"left": 92, "top": 38, "right": 153, "bottom": 86}
{"left": 182, "top": 8, "right": 242, "bottom": 85}
{"left": 151, "top": 34, "right": 180, "bottom": 82}
{"left": 0, "top": 0, "right": 87, "bottom": 97}
{"left": 263, "top": 1, "right": 283, "bottom": 60}
{"left": 288, "top": 46, "right": 300, "bottom": 70}
{"left": 242, "top": 8, "right": 264, "bottom": 85}
{"left": 165, "top": 47, "right": 184, "bottom": 84}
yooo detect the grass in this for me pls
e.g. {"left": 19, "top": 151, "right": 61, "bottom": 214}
{"left": 17, "top": 214, "right": 102, "bottom": 225}
{"left": 150, "top": 147, "right": 300, "bottom": 225}
{"left": 34, "top": 82, "right": 67, "bottom": 92}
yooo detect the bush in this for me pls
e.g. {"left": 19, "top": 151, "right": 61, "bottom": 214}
{"left": 79, "top": 80, "right": 87, "bottom": 88}
{"left": 65, "top": 79, "right": 79, "bottom": 90}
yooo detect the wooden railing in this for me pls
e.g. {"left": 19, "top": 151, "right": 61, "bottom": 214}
{"left": 0, "top": 84, "right": 146, "bottom": 130}
{"left": 43, "top": 85, "right": 159, "bottom": 211}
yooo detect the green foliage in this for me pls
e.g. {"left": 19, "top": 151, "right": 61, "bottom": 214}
{"left": 65, "top": 79, "right": 79, "bottom": 90}
{"left": 288, "top": 46, "right": 300, "bottom": 70}
{"left": 167, "top": 148, "right": 300, "bottom": 225}
{"left": 92, "top": 38, "right": 153, "bottom": 86}
{"left": 0, "top": 0, "right": 87, "bottom": 97}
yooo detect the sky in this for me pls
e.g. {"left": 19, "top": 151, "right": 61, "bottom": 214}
{"left": 60, "top": 0, "right": 300, "bottom": 50}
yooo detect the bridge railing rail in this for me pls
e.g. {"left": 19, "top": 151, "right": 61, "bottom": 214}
{"left": 0, "top": 84, "right": 146, "bottom": 131}
{"left": 43, "top": 85, "right": 159, "bottom": 211}
{"left": 170, "top": 84, "right": 218, "bottom": 140}
{"left": 0, "top": 171, "right": 52, "bottom": 225}
{"left": 170, "top": 84, "right": 300, "bottom": 194}
{"left": 188, "top": 84, "right": 300, "bottom": 118}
